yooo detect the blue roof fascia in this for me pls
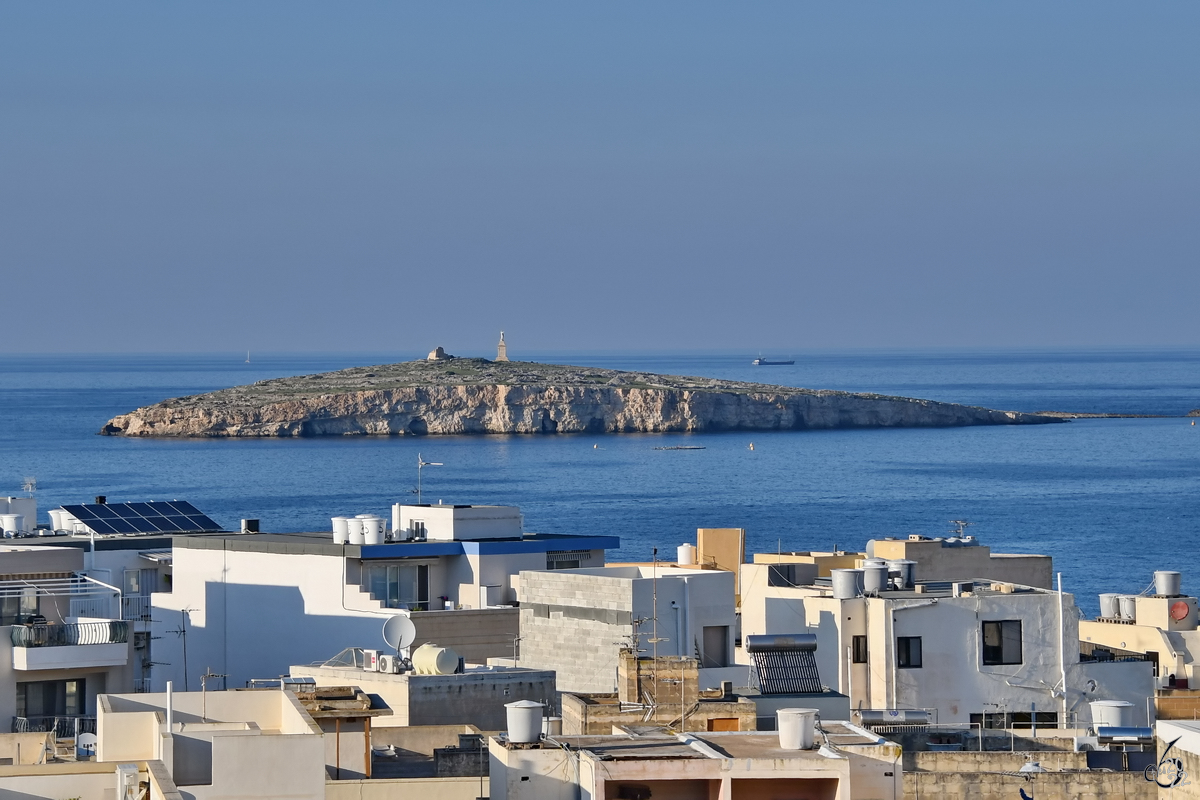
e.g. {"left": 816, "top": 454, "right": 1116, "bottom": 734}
{"left": 359, "top": 541, "right": 465, "bottom": 559}
{"left": 461, "top": 535, "right": 620, "bottom": 556}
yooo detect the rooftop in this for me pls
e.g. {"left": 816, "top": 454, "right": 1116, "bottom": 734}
{"left": 174, "top": 531, "right": 618, "bottom": 558}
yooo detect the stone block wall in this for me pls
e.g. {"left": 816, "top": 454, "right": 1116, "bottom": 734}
{"left": 903, "top": 770, "right": 1152, "bottom": 800}
{"left": 518, "top": 571, "right": 634, "bottom": 693}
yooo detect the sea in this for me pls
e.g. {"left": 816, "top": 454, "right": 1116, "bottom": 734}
{"left": 1, "top": 349, "right": 1198, "bottom": 617}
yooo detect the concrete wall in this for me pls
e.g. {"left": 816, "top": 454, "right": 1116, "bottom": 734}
{"left": 869, "top": 539, "right": 1053, "bottom": 589}
{"left": 901, "top": 770, "right": 1150, "bottom": 800}
{"left": 291, "top": 663, "right": 555, "bottom": 728}
{"left": 1158, "top": 720, "right": 1200, "bottom": 798}
{"left": 327, "top": 776, "right": 484, "bottom": 800}
{"left": 0, "top": 545, "right": 82, "bottom": 577}
{"left": 518, "top": 568, "right": 736, "bottom": 694}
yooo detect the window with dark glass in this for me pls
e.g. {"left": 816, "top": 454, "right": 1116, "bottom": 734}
{"left": 896, "top": 636, "right": 922, "bottom": 668}
{"left": 364, "top": 563, "right": 429, "bottom": 611}
{"left": 852, "top": 635, "right": 868, "bottom": 663}
{"left": 982, "top": 620, "right": 1022, "bottom": 665}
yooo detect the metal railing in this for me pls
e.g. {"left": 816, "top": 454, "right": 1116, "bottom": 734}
{"left": 133, "top": 678, "right": 153, "bottom": 693}
{"left": 121, "top": 595, "right": 151, "bottom": 621}
{"left": 10, "top": 620, "right": 128, "bottom": 648}
{"left": 12, "top": 715, "right": 97, "bottom": 739}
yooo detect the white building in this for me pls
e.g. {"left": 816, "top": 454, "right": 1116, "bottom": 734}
{"left": 518, "top": 565, "right": 748, "bottom": 693}
{"left": 152, "top": 504, "right": 616, "bottom": 691}
{"left": 0, "top": 544, "right": 135, "bottom": 740}
{"left": 741, "top": 563, "right": 1154, "bottom": 728}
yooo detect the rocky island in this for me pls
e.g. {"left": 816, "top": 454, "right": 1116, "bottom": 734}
{"left": 100, "top": 358, "right": 1062, "bottom": 437}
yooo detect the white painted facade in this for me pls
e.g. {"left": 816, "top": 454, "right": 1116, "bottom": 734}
{"left": 741, "top": 563, "right": 1154, "bottom": 726}
{"left": 393, "top": 503, "right": 524, "bottom": 541}
{"left": 151, "top": 526, "right": 615, "bottom": 691}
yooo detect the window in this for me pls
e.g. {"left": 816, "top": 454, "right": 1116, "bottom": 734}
{"left": 897, "top": 636, "right": 922, "bottom": 668}
{"left": 0, "top": 590, "right": 38, "bottom": 625}
{"left": 702, "top": 626, "right": 730, "bottom": 668}
{"left": 17, "top": 679, "right": 85, "bottom": 718}
{"left": 364, "top": 563, "right": 429, "bottom": 611}
{"left": 982, "top": 620, "right": 1022, "bottom": 665}
{"left": 411, "top": 520, "right": 427, "bottom": 539}
{"left": 852, "top": 635, "right": 868, "bottom": 664}
{"left": 547, "top": 559, "right": 580, "bottom": 570}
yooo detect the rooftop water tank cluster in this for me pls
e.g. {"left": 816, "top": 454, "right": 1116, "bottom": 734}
{"left": 830, "top": 559, "right": 917, "bottom": 599}
{"left": 332, "top": 515, "right": 387, "bottom": 545}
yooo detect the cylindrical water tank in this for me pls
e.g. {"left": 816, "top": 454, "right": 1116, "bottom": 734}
{"left": 347, "top": 517, "right": 366, "bottom": 545}
{"left": 506, "top": 700, "right": 545, "bottom": 744}
{"left": 677, "top": 543, "right": 697, "bottom": 566}
{"left": 362, "top": 516, "right": 385, "bottom": 545}
{"left": 331, "top": 517, "right": 350, "bottom": 545}
{"left": 1155, "top": 571, "right": 1182, "bottom": 597}
{"left": 48, "top": 509, "right": 65, "bottom": 531}
{"left": 887, "top": 560, "right": 917, "bottom": 590}
{"left": 831, "top": 569, "right": 864, "bottom": 599}
{"left": 1090, "top": 700, "right": 1134, "bottom": 729}
{"left": 412, "top": 643, "right": 460, "bottom": 675}
{"left": 777, "top": 708, "right": 817, "bottom": 750}
{"left": 542, "top": 716, "right": 562, "bottom": 736}
{"left": 1118, "top": 595, "right": 1137, "bottom": 622}
{"left": 0, "top": 514, "right": 24, "bottom": 534}
{"left": 862, "top": 564, "right": 889, "bottom": 595}
{"left": 1099, "top": 593, "right": 1120, "bottom": 619}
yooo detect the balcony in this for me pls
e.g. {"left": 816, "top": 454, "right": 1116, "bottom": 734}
{"left": 11, "top": 714, "right": 96, "bottom": 739}
{"left": 121, "top": 595, "right": 152, "bottom": 621}
{"left": 11, "top": 621, "right": 129, "bottom": 671}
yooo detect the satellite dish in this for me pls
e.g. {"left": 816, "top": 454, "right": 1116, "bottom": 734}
{"left": 1171, "top": 601, "right": 1191, "bottom": 621}
{"left": 77, "top": 731, "right": 97, "bottom": 758}
{"left": 383, "top": 614, "right": 417, "bottom": 651}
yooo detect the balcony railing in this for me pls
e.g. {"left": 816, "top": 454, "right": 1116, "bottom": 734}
{"left": 133, "top": 677, "right": 153, "bottom": 693}
{"left": 121, "top": 595, "right": 152, "bottom": 621}
{"left": 11, "top": 621, "right": 128, "bottom": 648}
{"left": 12, "top": 715, "right": 96, "bottom": 739}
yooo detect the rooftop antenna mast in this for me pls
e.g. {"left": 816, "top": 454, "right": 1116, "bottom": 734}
{"left": 200, "top": 668, "right": 228, "bottom": 722}
{"left": 949, "top": 520, "right": 975, "bottom": 537}
{"left": 416, "top": 453, "right": 442, "bottom": 505}
{"left": 21, "top": 477, "right": 36, "bottom": 498}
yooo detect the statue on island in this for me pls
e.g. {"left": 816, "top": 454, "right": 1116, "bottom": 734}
{"left": 496, "top": 332, "right": 509, "bottom": 362}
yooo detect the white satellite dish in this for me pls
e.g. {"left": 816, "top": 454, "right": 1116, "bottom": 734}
{"left": 383, "top": 614, "right": 417, "bottom": 653}
{"left": 77, "top": 731, "right": 97, "bottom": 758}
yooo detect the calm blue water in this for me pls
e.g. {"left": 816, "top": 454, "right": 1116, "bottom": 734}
{"left": 1, "top": 349, "right": 1198, "bottom": 616}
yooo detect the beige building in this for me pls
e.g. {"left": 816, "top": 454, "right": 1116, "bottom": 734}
{"left": 489, "top": 724, "right": 902, "bottom": 800}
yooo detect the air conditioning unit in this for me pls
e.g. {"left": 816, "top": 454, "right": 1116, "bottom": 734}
{"left": 377, "top": 654, "right": 402, "bottom": 674}
{"left": 363, "top": 649, "right": 379, "bottom": 671}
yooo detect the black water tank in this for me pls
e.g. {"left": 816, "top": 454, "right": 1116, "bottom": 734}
{"left": 95, "top": 495, "right": 106, "bottom": 505}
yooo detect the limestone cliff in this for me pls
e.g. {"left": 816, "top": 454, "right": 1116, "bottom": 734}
{"left": 100, "top": 358, "right": 1061, "bottom": 437}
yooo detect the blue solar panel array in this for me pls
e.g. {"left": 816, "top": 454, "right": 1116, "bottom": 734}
{"left": 61, "top": 501, "right": 223, "bottom": 535}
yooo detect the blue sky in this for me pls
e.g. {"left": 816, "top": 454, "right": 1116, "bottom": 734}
{"left": 2, "top": 3, "right": 1197, "bottom": 353}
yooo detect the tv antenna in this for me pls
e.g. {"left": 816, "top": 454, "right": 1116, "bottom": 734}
{"left": 21, "top": 477, "right": 36, "bottom": 497}
{"left": 200, "top": 669, "right": 228, "bottom": 721}
{"left": 949, "top": 520, "right": 975, "bottom": 537}
{"left": 382, "top": 613, "right": 417, "bottom": 664}
{"left": 416, "top": 453, "right": 442, "bottom": 505}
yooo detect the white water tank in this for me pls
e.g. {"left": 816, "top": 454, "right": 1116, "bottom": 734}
{"left": 0, "top": 514, "right": 24, "bottom": 535}
{"left": 1118, "top": 595, "right": 1137, "bottom": 622}
{"left": 506, "top": 700, "right": 545, "bottom": 744}
{"left": 1090, "top": 700, "right": 1134, "bottom": 729}
{"left": 1099, "top": 593, "right": 1120, "bottom": 619}
{"left": 412, "top": 643, "right": 460, "bottom": 675}
{"left": 887, "top": 559, "right": 917, "bottom": 590}
{"left": 831, "top": 569, "right": 864, "bottom": 599}
{"left": 1155, "top": 571, "right": 1182, "bottom": 597}
{"left": 777, "top": 708, "right": 817, "bottom": 750}
{"left": 47, "top": 509, "right": 65, "bottom": 531}
{"left": 677, "top": 543, "right": 697, "bottom": 566}
{"left": 862, "top": 563, "right": 889, "bottom": 595}
{"left": 362, "top": 516, "right": 385, "bottom": 545}
{"left": 345, "top": 516, "right": 366, "bottom": 545}
{"left": 542, "top": 716, "right": 562, "bottom": 736}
